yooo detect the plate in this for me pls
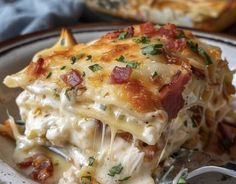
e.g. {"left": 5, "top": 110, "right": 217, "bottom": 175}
{"left": 0, "top": 24, "right": 236, "bottom": 184}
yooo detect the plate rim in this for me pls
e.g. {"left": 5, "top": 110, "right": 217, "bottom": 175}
{"left": 0, "top": 22, "right": 236, "bottom": 56}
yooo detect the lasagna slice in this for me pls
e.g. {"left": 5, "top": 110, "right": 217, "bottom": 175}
{"left": 86, "top": 0, "right": 236, "bottom": 31}
{"left": 3, "top": 23, "right": 236, "bottom": 184}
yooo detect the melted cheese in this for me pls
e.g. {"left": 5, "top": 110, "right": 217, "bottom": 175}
{"left": 3, "top": 24, "right": 235, "bottom": 184}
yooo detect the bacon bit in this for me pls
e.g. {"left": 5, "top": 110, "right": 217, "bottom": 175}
{"left": 104, "top": 30, "right": 122, "bottom": 39}
{"left": 158, "top": 24, "right": 187, "bottom": 52}
{"left": 126, "top": 26, "right": 134, "bottom": 38}
{"left": 104, "top": 26, "right": 134, "bottom": 40}
{"left": 28, "top": 58, "right": 45, "bottom": 76}
{"left": 60, "top": 69, "right": 83, "bottom": 87}
{"left": 163, "top": 51, "right": 182, "bottom": 65}
{"left": 110, "top": 66, "right": 132, "bottom": 84}
{"left": 165, "top": 39, "right": 187, "bottom": 52}
{"left": 140, "top": 22, "right": 158, "bottom": 36}
{"left": 117, "top": 132, "right": 133, "bottom": 142}
{"left": 159, "top": 71, "right": 191, "bottom": 119}
{"left": 158, "top": 24, "right": 177, "bottom": 39}
{"left": 17, "top": 154, "right": 53, "bottom": 182}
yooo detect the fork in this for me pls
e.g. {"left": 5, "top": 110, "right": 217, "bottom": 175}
{"left": 158, "top": 149, "right": 236, "bottom": 184}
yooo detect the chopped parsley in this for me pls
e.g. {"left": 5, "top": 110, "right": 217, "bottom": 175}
{"left": 86, "top": 55, "right": 92, "bottom": 61}
{"left": 65, "top": 87, "right": 74, "bottom": 101}
{"left": 198, "top": 47, "right": 213, "bottom": 65}
{"left": 177, "top": 31, "right": 186, "bottom": 39}
{"left": 118, "top": 176, "right": 131, "bottom": 182}
{"left": 88, "top": 156, "right": 95, "bottom": 166}
{"left": 134, "top": 36, "right": 150, "bottom": 44}
{"left": 108, "top": 163, "right": 123, "bottom": 177}
{"left": 88, "top": 64, "right": 103, "bottom": 72}
{"left": 187, "top": 40, "right": 212, "bottom": 65}
{"left": 151, "top": 71, "right": 158, "bottom": 78}
{"left": 118, "top": 32, "right": 128, "bottom": 40}
{"left": 82, "top": 71, "right": 86, "bottom": 77}
{"left": 177, "top": 177, "right": 187, "bottom": 184}
{"left": 46, "top": 72, "right": 52, "bottom": 79}
{"left": 60, "top": 66, "right": 66, "bottom": 70}
{"left": 126, "top": 62, "right": 139, "bottom": 69}
{"left": 116, "top": 55, "right": 126, "bottom": 63}
{"left": 70, "top": 56, "right": 77, "bottom": 64}
{"left": 141, "top": 44, "right": 163, "bottom": 55}
{"left": 116, "top": 55, "right": 139, "bottom": 69}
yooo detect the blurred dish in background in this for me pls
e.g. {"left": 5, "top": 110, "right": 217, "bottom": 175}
{"left": 85, "top": 0, "right": 236, "bottom": 32}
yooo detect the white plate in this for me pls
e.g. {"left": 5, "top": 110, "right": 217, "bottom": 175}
{"left": 0, "top": 25, "right": 236, "bottom": 184}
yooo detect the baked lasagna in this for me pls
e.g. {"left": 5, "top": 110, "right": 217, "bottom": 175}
{"left": 2, "top": 23, "right": 236, "bottom": 184}
{"left": 86, "top": 0, "right": 236, "bottom": 31}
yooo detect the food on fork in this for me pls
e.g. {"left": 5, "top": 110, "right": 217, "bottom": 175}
{"left": 2, "top": 22, "right": 236, "bottom": 183}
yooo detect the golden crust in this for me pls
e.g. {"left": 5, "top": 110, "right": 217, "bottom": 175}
{"left": 85, "top": 0, "right": 236, "bottom": 31}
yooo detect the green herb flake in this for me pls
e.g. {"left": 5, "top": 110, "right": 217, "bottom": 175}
{"left": 191, "top": 118, "right": 198, "bottom": 128}
{"left": 46, "top": 72, "right": 52, "bottom": 79}
{"left": 70, "top": 56, "right": 77, "bottom": 65}
{"left": 118, "top": 115, "right": 125, "bottom": 120}
{"left": 141, "top": 44, "right": 163, "bottom": 55}
{"left": 116, "top": 55, "right": 126, "bottom": 63}
{"left": 126, "top": 62, "right": 139, "bottom": 69}
{"left": 118, "top": 32, "right": 128, "bottom": 40}
{"left": 60, "top": 66, "right": 66, "bottom": 70}
{"left": 187, "top": 40, "right": 213, "bottom": 65}
{"left": 86, "top": 55, "right": 92, "bottom": 61}
{"left": 88, "top": 156, "right": 95, "bottom": 166}
{"left": 177, "top": 31, "right": 186, "bottom": 39}
{"left": 108, "top": 163, "right": 123, "bottom": 177}
{"left": 65, "top": 87, "right": 74, "bottom": 101}
{"left": 118, "top": 176, "right": 131, "bottom": 182}
{"left": 177, "top": 177, "right": 187, "bottom": 184}
{"left": 187, "top": 40, "right": 198, "bottom": 53}
{"left": 151, "top": 71, "right": 158, "bottom": 78}
{"left": 88, "top": 64, "right": 103, "bottom": 72}
{"left": 198, "top": 47, "right": 213, "bottom": 65}
{"left": 81, "top": 176, "right": 91, "bottom": 184}
{"left": 82, "top": 71, "right": 86, "bottom": 77}
{"left": 134, "top": 36, "right": 150, "bottom": 44}
{"left": 54, "top": 162, "right": 59, "bottom": 166}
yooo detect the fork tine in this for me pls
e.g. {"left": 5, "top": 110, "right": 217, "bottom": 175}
{"left": 187, "top": 166, "right": 236, "bottom": 179}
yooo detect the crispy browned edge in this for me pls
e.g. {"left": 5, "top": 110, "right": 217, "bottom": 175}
{"left": 195, "top": 1, "right": 236, "bottom": 32}
{"left": 85, "top": 0, "right": 236, "bottom": 32}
